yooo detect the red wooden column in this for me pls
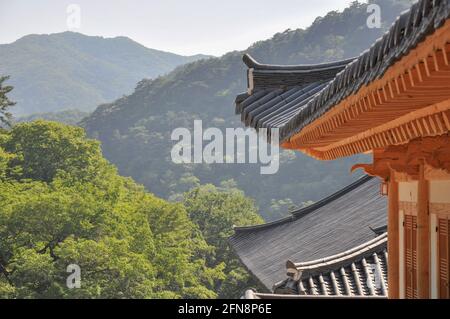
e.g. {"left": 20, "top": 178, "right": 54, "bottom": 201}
{"left": 388, "top": 174, "right": 400, "bottom": 298}
{"left": 417, "top": 163, "right": 430, "bottom": 298}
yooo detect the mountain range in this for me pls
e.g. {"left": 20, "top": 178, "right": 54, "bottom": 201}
{"left": 0, "top": 32, "right": 210, "bottom": 115}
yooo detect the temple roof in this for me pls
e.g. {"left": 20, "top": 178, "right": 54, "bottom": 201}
{"left": 235, "top": 0, "right": 450, "bottom": 145}
{"left": 235, "top": 56, "right": 354, "bottom": 142}
{"left": 273, "top": 233, "right": 388, "bottom": 297}
{"left": 229, "top": 176, "right": 386, "bottom": 289}
{"left": 245, "top": 233, "right": 388, "bottom": 299}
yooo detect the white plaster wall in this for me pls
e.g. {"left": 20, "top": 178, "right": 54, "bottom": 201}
{"left": 430, "top": 180, "right": 450, "bottom": 204}
{"left": 399, "top": 181, "right": 418, "bottom": 203}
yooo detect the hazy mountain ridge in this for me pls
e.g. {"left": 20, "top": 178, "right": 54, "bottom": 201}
{"left": 83, "top": 0, "right": 413, "bottom": 220}
{"left": 0, "top": 31, "right": 210, "bottom": 115}
{"left": 14, "top": 109, "right": 90, "bottom": 126}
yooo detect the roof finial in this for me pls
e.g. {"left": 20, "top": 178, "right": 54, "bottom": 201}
{"left": 243, "top": 53, "right": 259, "bottom": 68}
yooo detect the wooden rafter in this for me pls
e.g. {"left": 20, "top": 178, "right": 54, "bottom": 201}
{"left": 298, "top": 99, "right": 450, "bottom": 160}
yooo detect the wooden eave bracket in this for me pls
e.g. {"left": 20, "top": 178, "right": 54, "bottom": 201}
{"left": 351, "top": 135, "right": 450, "bottom": 180}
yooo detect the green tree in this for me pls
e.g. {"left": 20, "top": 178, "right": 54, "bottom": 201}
{"left": 0, "top": 76, "right": 15, "bottom": 126}
{"left": 183, "top": 184, "right": 264, "bottom": 298}
{"left": 0, "top": 121, "right": 221, "bottom": 298}
{"left": 3, "top": 121, "right": 108, "bottom": 182}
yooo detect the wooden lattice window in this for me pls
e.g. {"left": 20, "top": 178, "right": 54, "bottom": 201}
{"left": 404, "top": 215, "right": 418, "bottom": 299}
{"left": 438, "top": 217, "right": 450, "bottom": 299}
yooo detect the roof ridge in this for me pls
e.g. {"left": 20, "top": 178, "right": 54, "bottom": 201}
{"left": 287, "top": 232, "right": 387, "bottom": 271}
{"left": 232, "top": 215, "right": 294, "bottom": 232}
{"left": 232, "top": 175, "right": 374, "bottom": 233}
{"left": 243, "top": 53, "right": 356, "bottom": 71}
{"left": 290, "top": 174, "right": 374, "bottom": 218}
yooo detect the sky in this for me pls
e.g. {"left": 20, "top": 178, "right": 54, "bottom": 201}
{"left": 0, "top": 0, "right": 360, "bottom": 56}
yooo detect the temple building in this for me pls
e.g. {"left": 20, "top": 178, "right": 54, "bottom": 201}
{"left": 233, "top": 0, "right": 450, "bottom": 299}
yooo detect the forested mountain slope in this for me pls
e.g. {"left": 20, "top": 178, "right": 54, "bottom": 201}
{"left": 14, "top": 109, "right": 90, "bottom": 126}
{"left": 83, "top": 0, "right": 413, "bottom": 220}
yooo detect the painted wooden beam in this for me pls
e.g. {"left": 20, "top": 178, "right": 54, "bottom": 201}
{"left": 304, "top": 100, "right": 450, "bottom": 160}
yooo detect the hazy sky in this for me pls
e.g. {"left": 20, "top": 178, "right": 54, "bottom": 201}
{"left": 0, "top": 0, "right": 359, "bottom": 56}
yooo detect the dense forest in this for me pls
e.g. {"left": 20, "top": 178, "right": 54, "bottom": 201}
{"left": 0, "top": 120, "right": 263, "bottom": 298}
{"left": 0, "top": 32, "right": 209, "bottom": 115}
{"left": 2, "top": 71, "right": 262, "bottom": 299}
{"left": 83, "top": 0, "right": 413, "bottom": 220}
